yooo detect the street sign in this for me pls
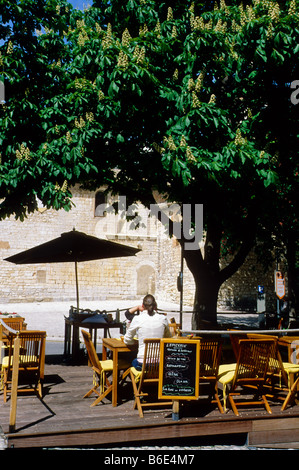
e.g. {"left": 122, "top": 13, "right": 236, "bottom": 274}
{"left": 275, "top": 271, "right": 285, "bottom": 299}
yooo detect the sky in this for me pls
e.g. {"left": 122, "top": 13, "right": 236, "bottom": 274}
{"left": 0, "top": 0, "right": 91, "bottom": 102}
{"left": 69, "top": 0, "right": 91, "bottom": 10}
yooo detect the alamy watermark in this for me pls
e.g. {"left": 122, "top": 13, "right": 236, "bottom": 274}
{"left": 290, "top": 340, "right": 299, "bottom": 364}
{"left": 0, "top": 76, "right": 5, "bottom": 104}
{"left": 97, "top": 196, "right": 203, "bottom": 251}
{"left": 290, "top": 80, "right": 299, "bottom": 105}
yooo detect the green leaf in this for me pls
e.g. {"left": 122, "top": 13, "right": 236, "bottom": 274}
{"left": 255, "top": 46, "right": 267, "bottom": 62}
{"left": 116, "top": 133, "right": 124, "bottom": 143}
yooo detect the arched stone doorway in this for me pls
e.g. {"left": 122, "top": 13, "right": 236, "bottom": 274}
{"left": 137, "top": 264, "right": 156, "bottom": 296}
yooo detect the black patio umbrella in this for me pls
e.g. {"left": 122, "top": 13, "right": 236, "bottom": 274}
{"left": 5, "top": 229, "right": 141, "bottom": 310}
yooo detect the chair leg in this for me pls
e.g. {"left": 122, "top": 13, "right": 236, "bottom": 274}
{"left": 128, "top": 370, "right": 139, "bottom": 396}
{"left": 83, "top": 368, "right": 113, "bottom": 404}
{"left": 134, "top": 395, "right": 144, "bottom": 418}
{"left": 83, "top": 386, "right": 98, "bottom": 399}
{"left": 262, "top": 394, "right": 272, "bottom": 414}
{"left": 122, "top": 368, "right": 131, "bottom": 380}
{"left": 90, "top": 384, "right": 113, "bottom": 407}
{"left": 281, "top": 389, "right": 294, "bottom": 411}
{"left": 281, "top": 376, "right": 299, "bottom": 411}
{"left": 37, "top": 380, "right": 43, "bottom": 399}
{"left": 228, "top": 391, "right": 272, "bottom": 416}
{"left": 214, "top": 391, "right": 224, "bottom": 414}
{"left": 212, "top": 382, "right": 224, "bottom": 414}
{"left": 2, "top": 369, "right": 8, "bottom": 403}
{"left": 84, "top": 373, "right": 114, "bottom": 406}
{"left": 128, "top": 371, "right": 145, "bottom": 417}
{"left": 83, "top": 382, "right": 112, "bottom": 407}
{"left": 228, "top": 394, "right": 239, "bottom": 416}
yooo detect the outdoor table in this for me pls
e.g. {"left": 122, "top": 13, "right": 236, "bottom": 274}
{"left": 64, "top": 316, "right": 125, "bottom": 360}
{"left": 102, "top": 337, "right": 137, "bottom": 407}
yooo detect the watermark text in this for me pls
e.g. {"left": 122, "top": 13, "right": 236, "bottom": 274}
{"left": 290, "top": 80, "right": 299, "bottom": 105}
{"left": 96, "top": 196, "right": 203, "bottom": 251}
{"left": 0, "top": 77, "right": 5, "bottom": 104}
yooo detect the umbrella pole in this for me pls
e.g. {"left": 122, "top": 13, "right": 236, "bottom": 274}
{"left": 75, "top": 261, "right": 79, "bottom": 312}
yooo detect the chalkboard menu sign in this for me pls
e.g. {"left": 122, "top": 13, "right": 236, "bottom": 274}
{"left": 158, "top": 339, "right": 200, "bottom": 400}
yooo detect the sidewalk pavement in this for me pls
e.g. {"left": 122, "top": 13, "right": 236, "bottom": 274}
{"left": 0, "top": 299, "right": 259, "bottom": 344}
{"left": 0, "top": 299, "right": 190, "bottom": 342}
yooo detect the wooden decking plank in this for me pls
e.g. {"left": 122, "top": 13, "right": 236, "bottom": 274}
{"left": 1, "top": 359, "right": 299, "bottom": 448}
{"left": 248, "top": 428, "right": 299, "bottom": 446}
{"left": 252, "top": 416, "right": 299, "bottom": 431}
{"left": 255, "top": 442, "right": 299, "bottom": 449}
{"left": 6, "top": 418, "right": 252, "bottom": 449}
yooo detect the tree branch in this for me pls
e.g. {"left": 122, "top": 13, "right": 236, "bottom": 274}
{"left": 219, "top": 230, "right": 256, "bottom": 285}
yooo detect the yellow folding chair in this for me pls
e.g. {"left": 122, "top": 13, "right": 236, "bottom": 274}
{"left": 218, "top": 338, "right": 275, "bottom": 415}
{"left": 123, "top": 338, "right": 172, "bottom": 417}
{"left": 1, "top": 330, "right": 46, "bottom": 402}
{"left": 198, "top": 337, "right": 224, "bottom": 413}
{"left": 229, "top": 333, "right": 299, "bottom": 410}
{"left": 81, "top": 329, "right": 130, "bottom": 406}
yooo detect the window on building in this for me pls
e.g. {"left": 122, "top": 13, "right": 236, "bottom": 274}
{"left": 95, "top": 191, "right": 107, "bottom": 217}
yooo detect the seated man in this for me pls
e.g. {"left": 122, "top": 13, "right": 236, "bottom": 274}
{"left": 123, "top": 294, "right": 171, "bottom": 370}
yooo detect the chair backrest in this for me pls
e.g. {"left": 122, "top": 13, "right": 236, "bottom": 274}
{"left": 6, "top": 330, "right": 46, "bottom": 377}
{"left": 140, "top": 339, "right": 161, "bottom": 380}
{"left": 228, "top": 331, "right": 247, "bottom": 360}
{"left": 81, "top": 329, "right": 102, "bottom": 371}
{"left": 235, "top": 333, "right": 288, "bottom": 384}
{"left": 199, "top": 337, "right": 223, "bottom": 378}
{"left": 232, "top": 338, "right": 275, "bottom": 389}
{"left": 0, "top": 317, "right": 26, "bottom": 340}
{"left": 168, "top": 321, "right": 182, "bottom": 337}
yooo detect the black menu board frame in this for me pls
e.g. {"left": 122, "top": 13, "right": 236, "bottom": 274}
{"left": 158, "top": 338, "right": 200, "bottom": 400}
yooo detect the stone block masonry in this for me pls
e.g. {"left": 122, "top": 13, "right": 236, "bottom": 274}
{"left": 0, "top": 185, "right": 278, "bottom": 311}
{"left": 0, "top": 185, "right": 166, "bottom": 304}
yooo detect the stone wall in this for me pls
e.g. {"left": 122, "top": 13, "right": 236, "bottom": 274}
{"left": 0, "top": 185, "right": 278, "bottom": 312}
{"left": 218, "top": 251, "right": 277, "bottom": 312}
{"left": 0, "top": 186, "right": 177, "bottom": 305}
{"left": 155, "top": 238, "right": 278, "bottom": 313}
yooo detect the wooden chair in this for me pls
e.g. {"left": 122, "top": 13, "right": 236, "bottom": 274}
{"left": 264, "top": 341, "right": 299, "bottom": 410}
{"left": 0, "top": 318, "right": 26, "bottom": 351}
{"left": 1, "top": 330, "right": 46, "bottom": 402}
{"left": 281, "top": 375, "right": 299, "bottom": 410}
{"left": 168, "top": 320, "right": 181, "bottom": 337}
{"left": 230, "top": 333, "right": 299, "bottom": 408}
{"left": 246, "top": 335, "right": 290, "bottom": 396}
{"left": 228, "top": 331, "right": 247, "bottom": 361}
{"left": 81, "top": 329, "right": 130, "bottom": 407}
{"left": 0, "top": 317, "right": 26, "bottom": 335}
{"left": 198, "top": 337, "right": 224, "bottom": 413}
{"left": 217, "top": 338, "right": 275, "bottom": 416}
{"left": 123, "top": 338, "right": 172, "bottom": 417}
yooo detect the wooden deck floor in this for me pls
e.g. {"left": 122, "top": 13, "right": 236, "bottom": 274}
{"left": 1, "top": 354, "right": 299, "bottom": 449}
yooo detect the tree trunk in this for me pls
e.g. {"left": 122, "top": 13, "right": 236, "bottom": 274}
{"left": 155, "top": 202, "right": 256, "bottom": 330}
{"left": 192, "top": 273, "right": 220, "bottom": 329}
{"left": 183, "top": 225, "right": 222, "bottom": 330}
{"left": 183, "top": 221, "right": 255, "bottom": 330}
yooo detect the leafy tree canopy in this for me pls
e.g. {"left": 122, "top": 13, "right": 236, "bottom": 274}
{"left": 1, "top": 0, "right": 299, "bottom": 323}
